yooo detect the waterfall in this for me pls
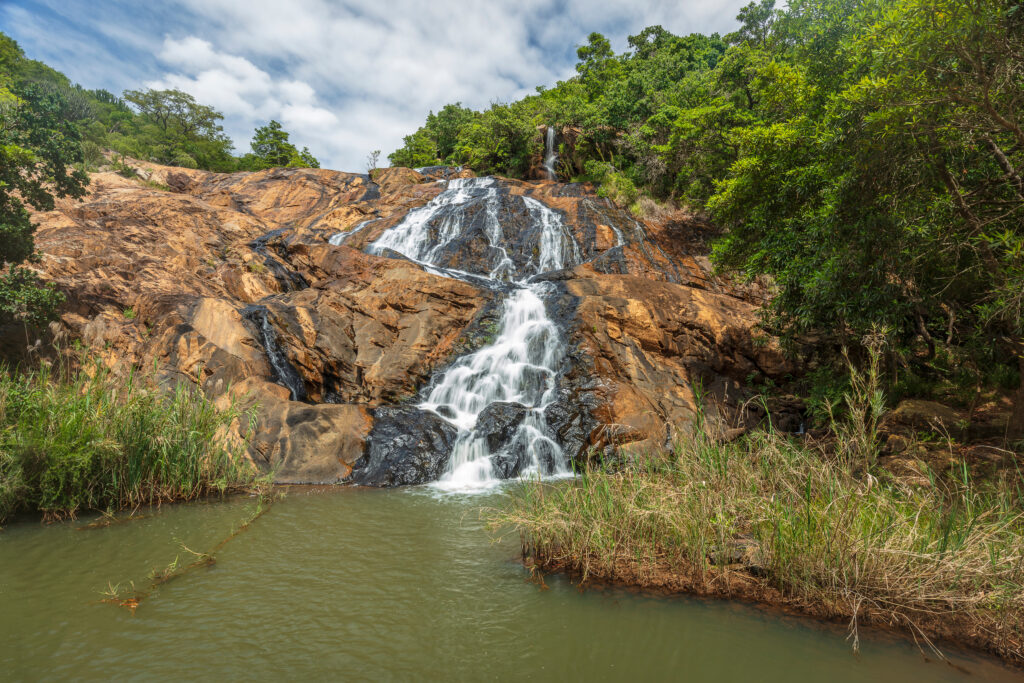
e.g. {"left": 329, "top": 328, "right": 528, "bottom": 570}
{"left": 543, "top": 126, "right": 558, "bottom": 181}
{"left": 423, "top": 284, "right": 566, "bottom": 490}
{"left": 366, "top": 174, "right": 582, "bottom": 491}
{"left": 370, "top": 178, "right": 496, "bottom": 268}
{"left": 245, "top": 306, "right": 307, "bottom": 402}
{"left": 329, "top": 218, "right": 373, "bottom": 246}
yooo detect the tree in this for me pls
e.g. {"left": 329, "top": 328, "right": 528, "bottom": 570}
{"left": 426, "top": 103, "right": 477, "bottom": 162}
{"left": 707, "top": 0, "right": 1023, "bottom": 398}
{"left": 0, "top": 81, "right": 88, "bottom": 326}
{"left": 366, "top": 149, "right": 380, "bottom": 174}
{"left": 121, "top": 88, "right": 235, "bottom": 170}
{"left": 243, "top": 120, "right": 320, "bottom": 170}
{"left": 726, "top": 0, "right": 777, "bottom": 46}
{"left": 389, "top": 129, "right": 440, "bottom": 168}
{"left": 575, "top": 33, "right": 619, "bottom": 99}
{"left": 123, "top": 88, "right": 223, "bottom": 138}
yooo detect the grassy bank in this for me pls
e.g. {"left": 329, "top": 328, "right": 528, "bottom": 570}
{"left": 0, "top": 361, "right": 261, "bottom": 524}
{"left": 493, "top": 427, "right": 1024, "bottom": 662}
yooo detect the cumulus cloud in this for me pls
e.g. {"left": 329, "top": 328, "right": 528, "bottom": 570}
{"left": 3, "top": 0, "right": 751, "bottom": 170}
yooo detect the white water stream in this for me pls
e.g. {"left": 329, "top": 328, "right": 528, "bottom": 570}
{"left": 365, "top": 175, "right": 584, "bottom": 491}
{"left": 543, "top": 127, "right": 558, "bottom": 181}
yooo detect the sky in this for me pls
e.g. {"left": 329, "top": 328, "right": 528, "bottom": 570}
{"left": 1, "top": 0, "right": 750, "bottom": 171}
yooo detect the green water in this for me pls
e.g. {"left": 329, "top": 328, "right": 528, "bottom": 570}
{"left": 0, "top": 487, "right": 1019, "bottom": 681}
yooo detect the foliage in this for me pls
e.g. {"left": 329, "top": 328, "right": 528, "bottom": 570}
{"left": 388, "top": 103, "right": 477, "bottom": 167}
{"left": 0, "top": 359, "right": 259, "bottom": 523}
{"left": 118, "top": 88, "right": 235, "bottom": 170}
{"left": 0, "top": 72, "right": 88, "bottom": 327}
{"left": 240, "top": 119, "right": 320, "bottom": 170}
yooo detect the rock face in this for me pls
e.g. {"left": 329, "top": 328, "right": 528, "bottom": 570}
{"left": 348, "top": 407, "right": 459, "bottom": 486}
{"left": 29, "top": 160, "right": 788, "bottom": 484}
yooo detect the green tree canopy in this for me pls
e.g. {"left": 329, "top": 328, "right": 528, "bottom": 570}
{"left": 242, "top": 119, "right": 320, "bottom": 170}
{"left": 0, "top": 80, "right": 88, "bottom": 326}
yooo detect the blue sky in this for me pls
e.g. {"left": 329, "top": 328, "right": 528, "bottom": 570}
{"left": 2, "top": 0, "right": 749, "bottom": 171}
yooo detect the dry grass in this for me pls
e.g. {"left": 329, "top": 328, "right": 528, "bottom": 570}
{"left": 493, "top": 430, "right": 1024, "bottom": 660}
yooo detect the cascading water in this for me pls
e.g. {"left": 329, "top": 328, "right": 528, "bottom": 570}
{"left": 244, "top": 306, "right": 307, "bottom": 402}
{"left": 328, "top": 218, "right": 373, "bottom": 246}
{"left": 543, "top": 127, "right": 558, "bottom": 181}
{"left": 366, "top": 175, "right": 582, "bottom": 491}
{"left": 423, "top": 284, "right": 565, "bottom": 490}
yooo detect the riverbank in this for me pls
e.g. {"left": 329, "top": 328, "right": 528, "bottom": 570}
{"left": 492, "top": 429, "right": 1024, "bottom": 665}
{"left": 0, "top": 359, "right": 263, "bottom": 524}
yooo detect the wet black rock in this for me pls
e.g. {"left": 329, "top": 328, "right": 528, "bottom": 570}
{"left": 476, "top": 401, "right": 530, "bottom": 475}
{"left": 347, "top": 406, "right": 457, "bottom": 486}
{"left": 477, "top": 402, "right": 529, "bottom": 449}
{"left": 545, "top": 377, "right": 603, "bottom": 463}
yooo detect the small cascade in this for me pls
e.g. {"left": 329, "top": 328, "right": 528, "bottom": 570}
{"left": 245, "top": 306, "right": 307, "bottom": 402}
{"left": 523, "top": 196, "right": 582, "bottom": 272}
{"left": 329, "top": 218, "right": 373, "bottom": 246}
{"left": 423, "top": 284, "right": 566, "bottom": 490}
{"left": 365, "top": 173, "right": 591, "bottom": 491}
{"left": 370, "top": 177, "right": 498, "bottom": 270}
{"left": 543, "top": 126, "right": 558, "bottom": 181}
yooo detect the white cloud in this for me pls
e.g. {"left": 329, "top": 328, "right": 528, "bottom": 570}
{"left": 4, "top": 0, "right": 752, "bottom": 171}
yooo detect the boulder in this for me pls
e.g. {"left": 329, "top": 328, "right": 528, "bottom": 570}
{"left": 347, "top": 406, "right": 458, "bottom": 486}
{"left": 881, "top": 400, "right": 965, "bottom": 440}
{"left": 474, "top": 401, "right": 531, "bottom": 477}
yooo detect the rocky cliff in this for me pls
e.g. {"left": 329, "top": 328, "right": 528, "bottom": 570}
{"left": 30, "top": 161, "right": 788, "bottom": 485}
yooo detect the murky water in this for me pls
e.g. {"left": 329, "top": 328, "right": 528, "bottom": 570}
{"left": 0, "top": 488, "right": 1019, "bottom": 681}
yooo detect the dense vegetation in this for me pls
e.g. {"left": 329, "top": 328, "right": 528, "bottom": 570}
{"left": 0, "top": 71, "right": 87, "bottom": 328}
{"left": 393, "top": 0, "right": 1024, "bottom": 410}
{"left": 0, "top": 361, "right": 260, "bottom": 524}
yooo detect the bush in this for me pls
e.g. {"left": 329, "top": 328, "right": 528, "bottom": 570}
{"left": 585, "top": 160, "right": 640, "bottom": 207}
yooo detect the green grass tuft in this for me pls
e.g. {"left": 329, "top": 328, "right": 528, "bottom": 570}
{"left": 0, "top": 359, "right": 261, "bottom": 524}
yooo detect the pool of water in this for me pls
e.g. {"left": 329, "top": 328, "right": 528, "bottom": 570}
{"left": 0, "top": 487, "right": 1019, "bottom": 681}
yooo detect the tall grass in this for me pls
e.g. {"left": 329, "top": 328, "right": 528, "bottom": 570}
{"left": 0, "top": 360, "right": 261, "bottom": 524}
{"left": 492, "top": 351, "right": 1024, "bottom": 661}
{"left": 496, "top": 433, "right": 1024, "bottom": 658}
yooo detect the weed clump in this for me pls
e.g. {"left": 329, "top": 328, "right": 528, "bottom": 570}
{"left": 0, "top": 359, "right": 260, "bottom": 524}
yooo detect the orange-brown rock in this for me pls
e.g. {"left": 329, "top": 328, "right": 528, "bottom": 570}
{"left": 27, "top": 158, "right": 790, "bottom": 483}
{"left": 31, "top": 162, "right": 488, "bottom": 482}
{"left": 559, "top": 274, "right": 788, "bottom": 455}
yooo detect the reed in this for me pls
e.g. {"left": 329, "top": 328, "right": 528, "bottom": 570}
{"left": 492, "top": 350, "right": 1024, "bottom": 661}
{"left": 0, "top": 359, "right": 262, "bottom": 524}
{"left": 495, "top": 431, "right": 1024, "bottom": 659}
